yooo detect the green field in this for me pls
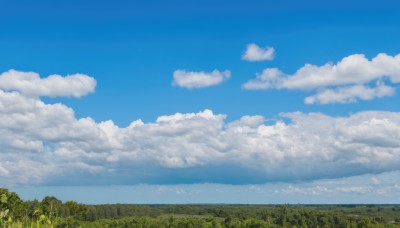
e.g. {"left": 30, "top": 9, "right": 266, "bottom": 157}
{"left": 1, "top": 188, "right": 400, "bottom": 227}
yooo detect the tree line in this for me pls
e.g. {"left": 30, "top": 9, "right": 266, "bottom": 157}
{"left": 1, "top": 188, "right": 400, "bottom": 227}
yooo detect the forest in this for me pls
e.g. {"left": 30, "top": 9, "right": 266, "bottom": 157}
{"left": 1, "top": 188, "right": 400, "bottom": 227}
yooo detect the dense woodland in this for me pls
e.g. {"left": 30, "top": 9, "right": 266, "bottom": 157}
{"left": 1, "top": 188, "right": 400, "bottom": 227}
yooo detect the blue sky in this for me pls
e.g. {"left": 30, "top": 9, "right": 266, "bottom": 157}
{"left": 2, "top": 0, "right": 400, "bottom": 203}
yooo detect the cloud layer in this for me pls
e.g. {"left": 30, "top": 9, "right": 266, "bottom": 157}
{"left": 172, "top": 70, "right": 230, "bottom": 89}
{"left": 2, "top": 70, "right": 400, "bottom": 186}
{"left": 242, "top": 43, "right": 275, "bottom": 62}
{"left": 0, "top": 69, "right": 96, "bottom": 98}
{"left": 12, "top": 171, "right": 400, "bottom": 204}
{"left": 243, "top": 53, "right": 400, "bottom": 104}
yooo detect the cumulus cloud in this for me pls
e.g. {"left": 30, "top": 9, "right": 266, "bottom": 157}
{"left": 304, "top": 81, "right": 395, "bottom": 104}
{"left": 242, "top": 43, "right": 275, "bottom": 62}
{"left": 172, "top": 69, "right": 230, "bottom": 89}
{"left": 0, "top": 69, "right": 96, "bottom": 98}
{"left": 243, "top": 53, "right": 400, "bottom": 104}
{"left": 242, "top": 68, "right": 283, "bottom": 90}
{"left": 2, "top": 72, "right": 400, "bottom": 186}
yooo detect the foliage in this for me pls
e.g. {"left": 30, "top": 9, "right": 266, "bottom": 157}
{"left": 0, "top": 188, "right": 400, "bottom": 227}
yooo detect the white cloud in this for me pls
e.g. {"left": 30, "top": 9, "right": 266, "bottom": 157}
{"left": 304, "top": 81, "right": 395, "bottom": 104}
{"left": 335, "top": 186, "right": 371, "bottom": 194}
{"left": 241, "top": 43, "right": 275, "bottom": 62}
{"left": 3, "top": 70, "right": 400, "bottom": 186}
{"left": 277, "top": 171, "right": 400, "bottom": 200}
{"left": 281, "top": 185, "right": 333, "bottom": 195}
{"left": 242, "top": 68, "right": 283, "bottom": 90}
{"left": 172, "top": 69, "right": 230, "bottom": 89}
{"left": 0, "top": 69, "right": 96, "bottom": 98}
{"left": 243, "top": 53, "right": 400, "bottom": 104}
{"left": 371, "top": 177, "right": 380, "bottom": 185}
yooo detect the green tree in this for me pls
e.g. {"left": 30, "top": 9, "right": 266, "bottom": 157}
{"left": 0, "top": 188, "right": 24, "bottom": 220}
{"left": 40, "top": 196, "right": 62, "bottom": 218}
{"left": 64, "top": 200, "right": 86, "bottom": 218}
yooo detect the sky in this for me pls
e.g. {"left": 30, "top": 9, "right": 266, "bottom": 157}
{"left": 1, "top": 0, "right": 400, "bottom": 203}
